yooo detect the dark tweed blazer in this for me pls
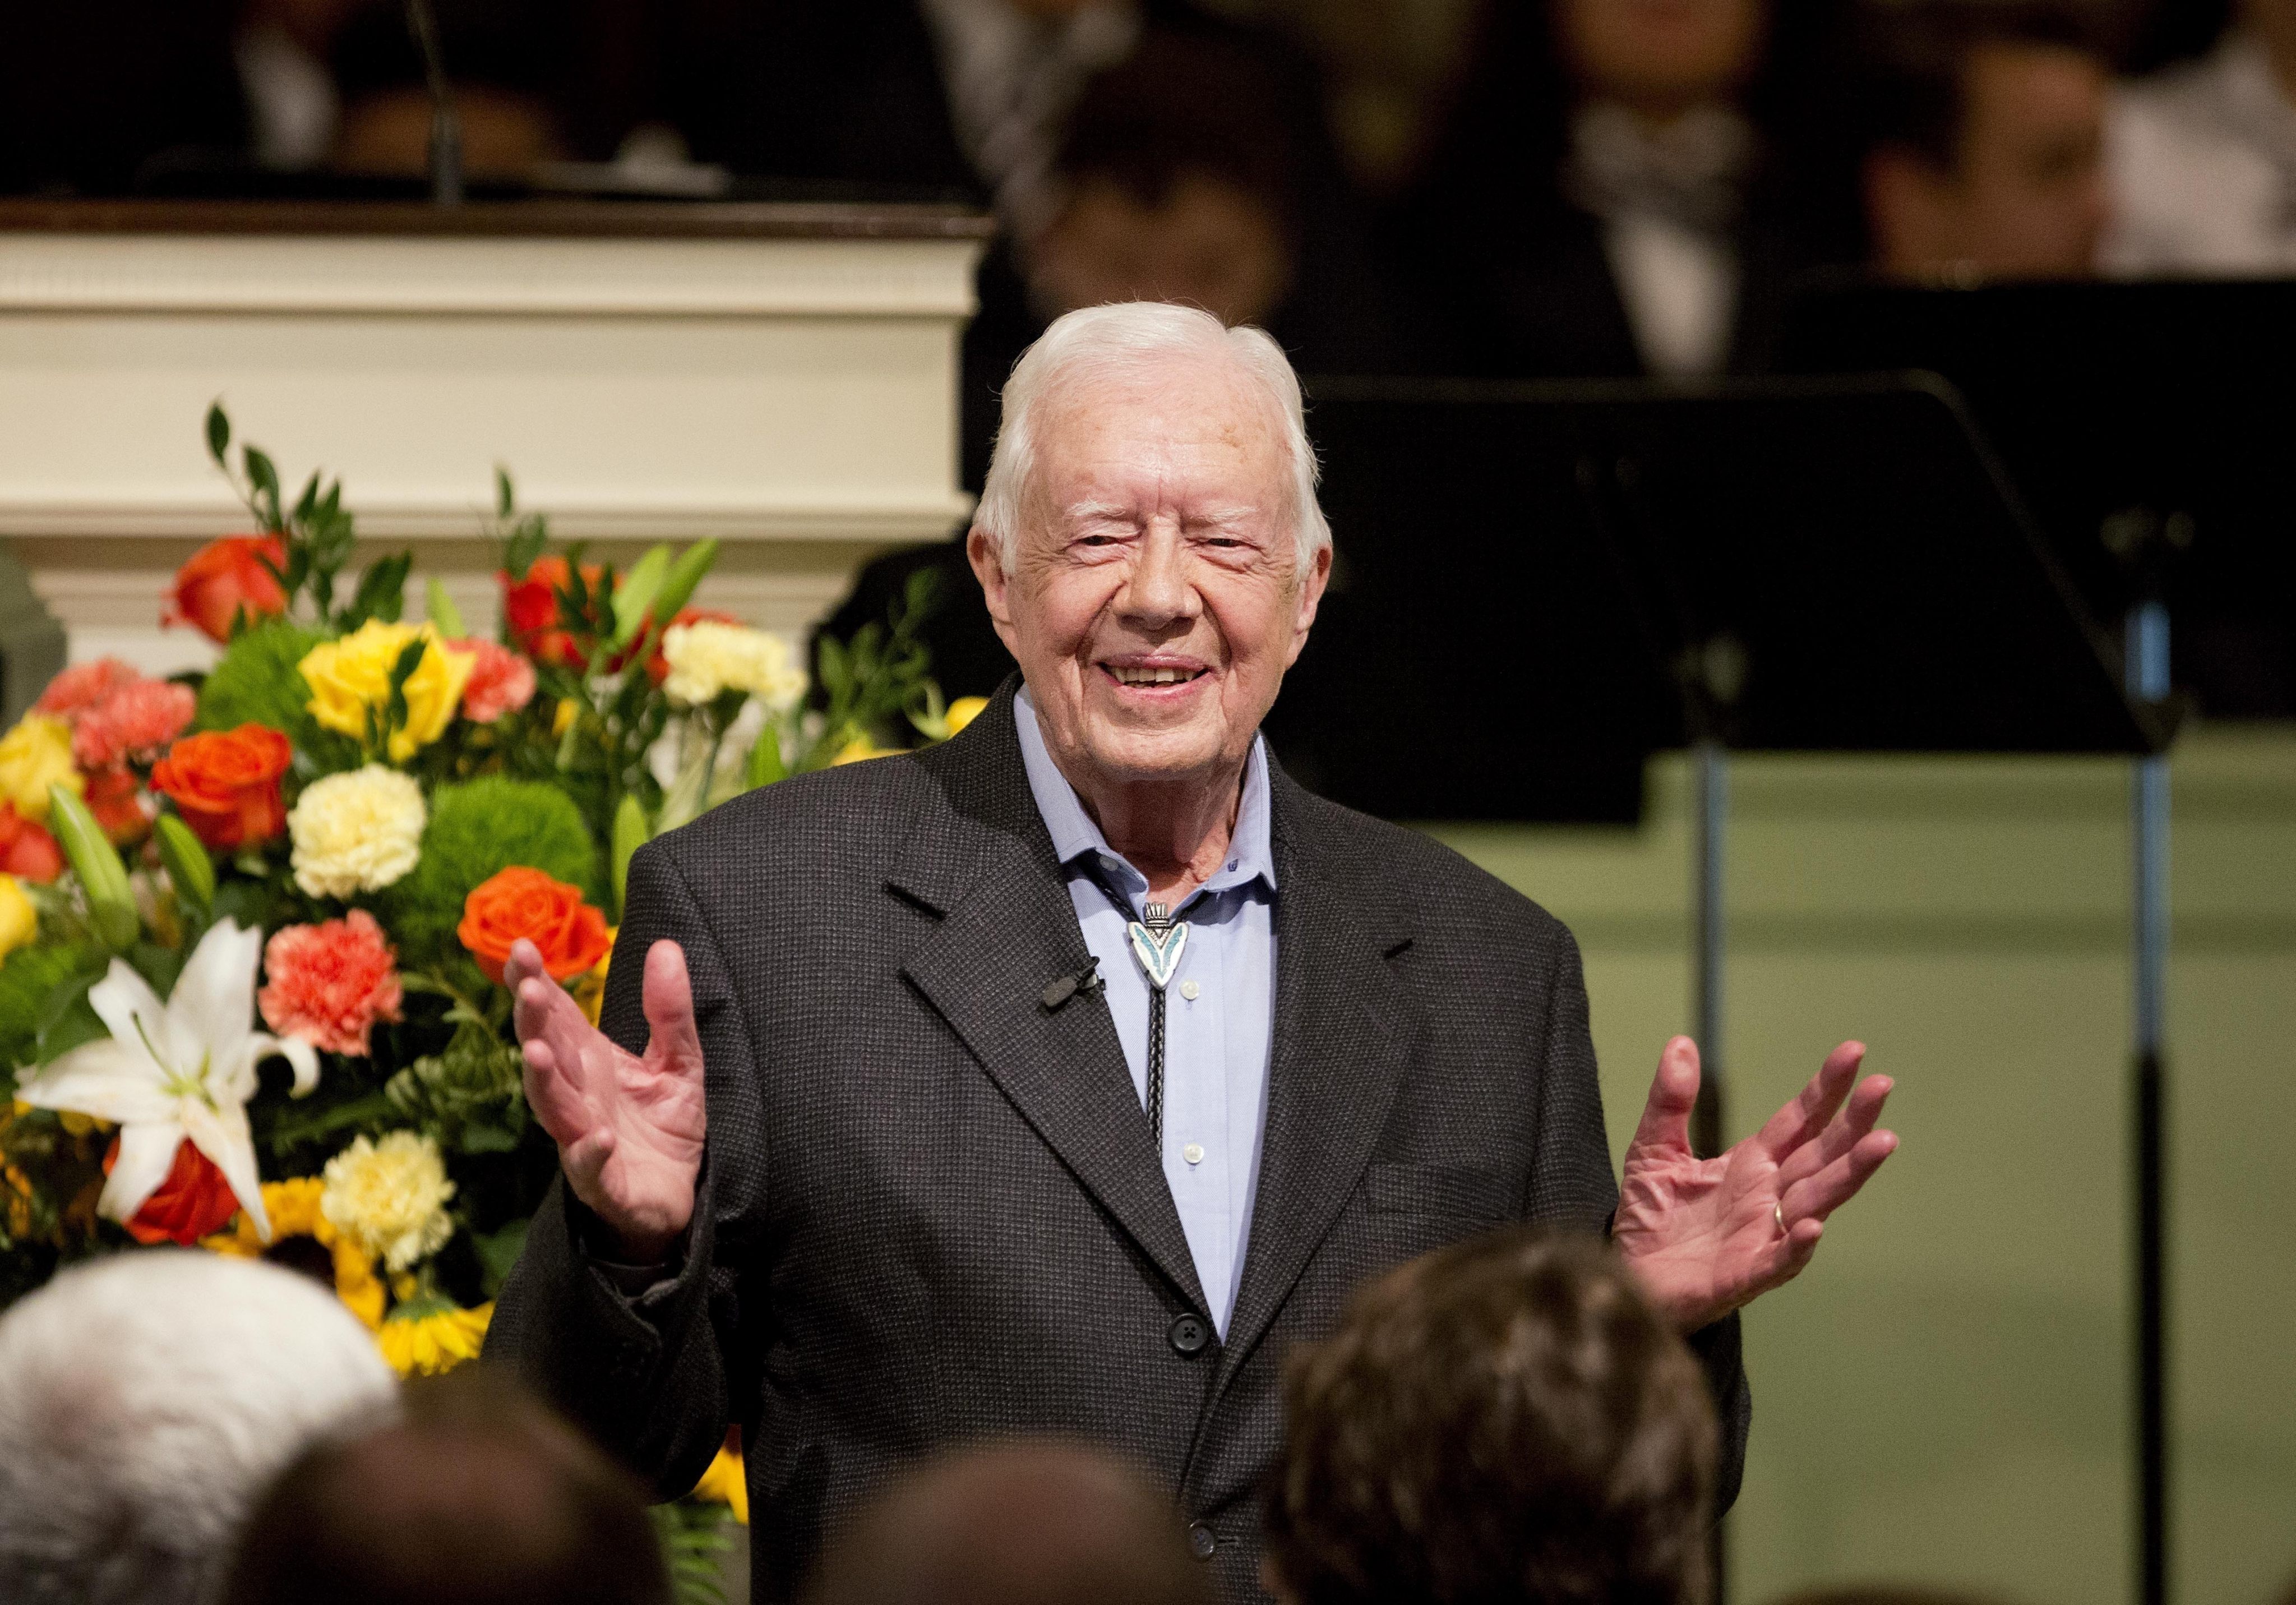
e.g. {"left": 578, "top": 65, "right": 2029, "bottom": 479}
{"left": 490, "top": 682, "right": 1749, "bottom": 1602}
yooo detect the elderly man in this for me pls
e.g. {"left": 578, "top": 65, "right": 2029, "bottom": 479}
{"left": 489, "top": 302, "right": 1898, "bottom": 1603}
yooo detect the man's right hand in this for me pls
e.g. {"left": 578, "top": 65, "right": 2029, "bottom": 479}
{"left": 508, "top": 935, "right": 708, "bottom": 1264}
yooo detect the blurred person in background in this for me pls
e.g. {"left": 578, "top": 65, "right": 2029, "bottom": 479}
{"left": 0, "top": 1251, "right": 397, "bottom": 1605}
{"left": 1858, "top": 0, "right": 2112, "bottom": 279}
{"left": 1385, "top": 0, "right": 1856, "bottom": 379}
{"left": 803, "top": 1440, "right": 1214, "bottom": 1605}
{"left": 2107, "top": 0, "right": 2296, "bottom": 271}
{"left": 228, "top": 1366, "right": 672, "bottom": 1605}
{"left": 1262, "top": 1228, "right": 1717, "bottom": 1605}
{"left": 234, "top": 0, "right": 364, "bottom": 170}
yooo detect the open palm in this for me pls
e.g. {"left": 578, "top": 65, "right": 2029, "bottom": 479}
{"left": 1614, "top": 1036, "right": 1898, "bottom": 1332}
{"left": 509, "top": 935, "right": 707, "bottom": 1262}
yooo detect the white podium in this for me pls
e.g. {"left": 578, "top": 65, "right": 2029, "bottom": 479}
{"left": 0, "top": 200, "right": 993, "bottom": 674}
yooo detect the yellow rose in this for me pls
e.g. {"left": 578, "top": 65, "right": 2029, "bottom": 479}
{"left": 0, "top": 717, "right": 81, "bottom": 821}
{"left": 944, "top": 697, "right": 990, "bottom": 737}
{"left": 0, "top": 874, "right": 36, "bottom": 961}
{"left": 300, "top": 621, "right": 475, "bottom": 762}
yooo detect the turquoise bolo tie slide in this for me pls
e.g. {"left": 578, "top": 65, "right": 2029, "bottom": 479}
{"left": 1126, "top": 907, "right": 1188, "bottom": 990}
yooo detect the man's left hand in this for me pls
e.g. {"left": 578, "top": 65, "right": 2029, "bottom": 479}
{"left": 1614, "top": 1036, "right": 1898, "bottom": 1332}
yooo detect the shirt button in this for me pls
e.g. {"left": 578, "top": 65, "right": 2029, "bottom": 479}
{"left": 1187, "top": 1521, "right": 1218, "bottom": 1561}
{"left": 1168, "top": 1313, "right": 1211, "bottom": 1357}
{"left": 1182, "top": 1142, "right": 1204, "bottom": 1165}
{"left": 1180, "top": 980, "right": 1200, "bottom": 1000}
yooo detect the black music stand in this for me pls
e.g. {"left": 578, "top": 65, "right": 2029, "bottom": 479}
{"left": 1779, "top": 280, "right": 2296, "bottom": 1605}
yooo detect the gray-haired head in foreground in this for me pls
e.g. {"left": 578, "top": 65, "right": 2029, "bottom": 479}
{"left": 973, "top": 301, "right": 1331, "bottom": 574}
{"left": 0, "top": 1250, "right": 398, "bottom": 1605}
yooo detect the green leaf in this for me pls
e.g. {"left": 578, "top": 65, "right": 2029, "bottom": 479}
{"left": 33, "top": 970, "right": 106, "bottom": 1066}
{"left": 648, "top": 540, "right": 719, "bottom": 632}
{"left": 745, "top": 716, "right": 788, "bottom": 790}
{"left": 611, "top": 545, "right": 673, "bottom": 649}
{"left": 611, "top": 794, "right": 651, "bottom": 917}
{"left": 816, "top": 634, "right": 852, "bottom": 702}
{"left": 503, "top": 516, "right": 548, "bottom": 587}
{"left": 495, "top": 465, "right": 515, "bottom": 520}
{"left": 425, "top": 578, "right": 467, "bottom": 640}
{"left": 155, "top": 815, "right": 216, "bottom": 911}
{"left": 243, "top": 446, "right": 281, "bottom": 527}
{"left": 205, "top": 401, "right": 230, "bottom": 465}
{"left": 470, "top": 1217, "right": 530, "bottom": 1297}
{"left": 384, "top": 636, "right": 428, "bottom": 737}
{"left": 292, "top": 470, "right": 320, "bottom": 526}
{"left": 344, "top": 552, "right": 413, "bottom": 631}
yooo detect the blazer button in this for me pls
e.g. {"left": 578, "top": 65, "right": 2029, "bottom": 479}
{"left": 1167, "top": 1312, "right": 1211, "bottom": 1357}
{"left": 1187, "top": 1521, "right": 1218, "bottom": 1561}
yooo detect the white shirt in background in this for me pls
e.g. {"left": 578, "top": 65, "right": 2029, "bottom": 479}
{"left": 2106, "top": 32, "right": 2296, "bottom": 276}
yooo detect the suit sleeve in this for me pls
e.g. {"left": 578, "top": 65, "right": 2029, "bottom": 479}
{"left": 486, "top": 839, "right": 763, "bottom": 1501}
{"left": 1525, "top": 917, "right": 1752, "bottom": 1518}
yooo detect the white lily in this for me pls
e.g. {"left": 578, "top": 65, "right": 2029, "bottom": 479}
{"left": 15, "top": 919, "right": 317, "bottom": 1241}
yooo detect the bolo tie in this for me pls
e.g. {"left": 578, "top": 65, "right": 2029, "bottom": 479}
{"left": 1122, "top": 899, "right": 1189, "bottom": 1145}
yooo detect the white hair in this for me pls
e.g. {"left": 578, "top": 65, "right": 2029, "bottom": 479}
{"left": 974, "top": 301, "right": 1332, "bottom": 573}
{"left": 0, "top": 1251, "right": 398, "bottom": 1605}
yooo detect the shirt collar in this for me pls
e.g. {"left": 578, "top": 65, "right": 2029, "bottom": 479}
{"left": 1014, "top": 684, "right": 1276, "bottom": 902}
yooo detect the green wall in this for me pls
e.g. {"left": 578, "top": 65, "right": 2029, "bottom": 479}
{"left": 1428, "top": 726, "right": 2296, "bottom": 1605}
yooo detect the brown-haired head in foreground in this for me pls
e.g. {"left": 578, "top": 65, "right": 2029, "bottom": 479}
{"left": 225, "top": 1366, "right": 672, "bottom": 1605}
{"left": 803, "top": 1439, "right": 1214, "bottom": 1605}
{"left": 1264, "top": 1228, "right": 1717, "bottom": 1605}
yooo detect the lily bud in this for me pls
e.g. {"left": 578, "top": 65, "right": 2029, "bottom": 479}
{"left": 50, "top": 783, "right": 138, "bottom": 949}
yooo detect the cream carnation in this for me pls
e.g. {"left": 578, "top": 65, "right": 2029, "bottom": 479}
{"left": 289, "top": 765, "right": 426, "bottom": 899}
{"left": 321, "top": 1131, "right": 456, "bottom": 1272}
{"left": 660, "top": 620, "right": 806, "bottom": 711}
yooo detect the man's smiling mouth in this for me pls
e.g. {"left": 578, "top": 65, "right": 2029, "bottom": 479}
{"left": 1103, "top": 662, "right": 1210, "bottom": 687}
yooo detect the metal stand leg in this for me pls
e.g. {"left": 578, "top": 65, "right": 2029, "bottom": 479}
{"left": 1692, "top": 739, "right": 1728, "bottom": 1160}
{"left": 2128, "top": 602, "right": 2171, "bottom": 1605}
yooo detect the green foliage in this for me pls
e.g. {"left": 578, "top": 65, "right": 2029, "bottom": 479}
{"left": 800, "top": 565, "right": 944, "bottom": 771}
{"left": 376, "top": 777, "right": 600, "bottom": 972}
{"left": 650, "top": 1503, "right": 737, "bottom": 1605}
{"left": 386, "top": 1018, "right": 527, "bottom": 1154}
{"left": 204, "top": 404, "right": 367, "bottom": 628}
{"left": 194, "top": 618, "right": 326, "bottom": 746}
{"left": 0, "top": 944, "right": 103, "bottom": 1086}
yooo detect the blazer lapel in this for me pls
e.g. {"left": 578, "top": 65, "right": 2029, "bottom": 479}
{"left": 1214, "top": 773, "right": 1416, "bottom": 1380}
{"left": 893, "top": 686, "right": 1208, "bottom": 1315}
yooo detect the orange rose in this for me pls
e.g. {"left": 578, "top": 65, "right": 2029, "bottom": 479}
{"left": 458, "top": 865, "right": 613, "bottom": 985}
{"left": 150, "top": 725, "right": 293, "bottom": 851}
{"left": 0, "top": 802, "right": 62, "bottom": 882}
{"left": 501, "top": 557, "right": 609, "bottom": 669}
{"left": 166, "top": 536, "right": 288, "bottom": 644}
{"left": 104, "top": 1134, "right": 243, "bottom": 1246}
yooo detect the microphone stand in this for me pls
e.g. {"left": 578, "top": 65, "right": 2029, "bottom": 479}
{"left": 405, "top": 0, "right": 463, "bottom": 205}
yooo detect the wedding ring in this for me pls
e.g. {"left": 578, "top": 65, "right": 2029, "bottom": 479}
{"left": 1773, "top": 1200, "right": 1787, "bottom": 1237}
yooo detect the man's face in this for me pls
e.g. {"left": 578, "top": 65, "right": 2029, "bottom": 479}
{"left": 1947, "top": 43, "right": 2109, "bottom": 275}
{"left": 968, "top": 353, "right": 1329, "bottom": 797}
{"left": 1554, "top": 0, "right": 1767, "bottom": 117}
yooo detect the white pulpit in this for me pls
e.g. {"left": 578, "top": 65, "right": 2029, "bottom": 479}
{"left": 0, "top": 199, "right": 993, "bottom": 675}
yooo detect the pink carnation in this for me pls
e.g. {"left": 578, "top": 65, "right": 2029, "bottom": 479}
{"left": 258, "top": 910, "right": 404, "bottom": 1058}
{"left": 35, "top": 658, "right": 140, "bottom": 721}
{"left": 455, "top": 638, "right": 537, "bottom": 724}
{"left": 70, "top": 677, "right": 196, "bottom": 770}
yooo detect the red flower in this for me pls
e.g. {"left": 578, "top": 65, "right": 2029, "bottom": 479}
{"left": 34, "top": 658, "right": 139, "bottom": 722}
{"left": 501, "top": 557, "right": 608, "bottom": 668}
{"left": 259, "top": 911, "right": 404, "bottom": 1057}
{"left": 454, "top": 638, "right": 538, "bottom": 723}
{"left": 0, "top": 802, "right": 63, "bottom": 882}
{"left": 150, "top": 725, "right": 293, "bottom": 851}
{"left": 165, "top": 536, "right": 288, "bottom": 644}
{"left": 69, "top": 677, "right": 195, "bottom": 771}
{"left": 82, "top": 765, "right": 152, "bottom": 848}
{"left": 104, "top": 1134, "right": 242, "bottom": 1246}
{"left": 458, "top": 865, "right": 613, "bottom": 985}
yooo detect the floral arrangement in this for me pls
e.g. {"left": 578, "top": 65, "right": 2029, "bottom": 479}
{"left": 0, "top": 408, "right": 978, "bottom": 1579}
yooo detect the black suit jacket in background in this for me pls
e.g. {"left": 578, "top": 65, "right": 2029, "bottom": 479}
{"left": 489, "top": 683, "right": 1749, "bottom": 1602}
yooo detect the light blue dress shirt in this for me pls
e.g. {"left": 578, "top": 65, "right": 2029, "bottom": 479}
{"left": 1015, "top": 688, "right": 1276, "bottom": 1337}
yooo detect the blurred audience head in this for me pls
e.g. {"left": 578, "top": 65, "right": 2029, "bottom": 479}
{"left": 0, "top": 1249, "right": 396, "bottom": 1605}
{"left": 1553, "top": 0, "right": 1772, "bottom": 118}
{"left": 1030, "top": 34, "right": 1301, "bottom": 328}
{"left": 1859, "top": 0, "right": 2109, "bottom": 279}
{"left": 226, "top": 1363, "right": 671, "bottom": 1605}
{"left": 1263, "top": 1228, "right": 1717, "bottom": 1605}
{"left": 804, "top": 1438, "right": 1213, "bottom": 1605}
